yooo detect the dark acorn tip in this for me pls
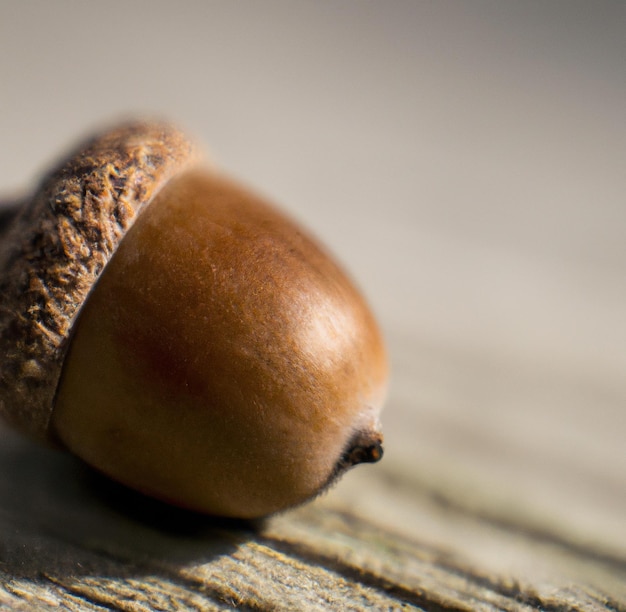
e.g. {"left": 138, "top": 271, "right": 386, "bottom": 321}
{"left": 344, "top": 439, "right": 384, "bottom": 466}
{"left": 339, "top": 429, "right": 384, "bottom": 470}
{"left": 318, "top": 430, "right": 384, "bottom": 495}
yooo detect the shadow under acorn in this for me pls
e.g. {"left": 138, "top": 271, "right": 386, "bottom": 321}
{"left": 78, "top": 462, "right": 265, "bottom": 536}
{"left": 0, "top": 424, "right": 260, "bottom": 581}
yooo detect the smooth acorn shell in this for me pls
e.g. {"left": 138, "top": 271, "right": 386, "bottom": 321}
{"left": 52, "top": 168, "right": 388, "bottom": 518}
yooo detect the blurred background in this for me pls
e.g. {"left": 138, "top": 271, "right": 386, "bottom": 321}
{"left": 1, "top": 0, "right": 624, "bottom": 569}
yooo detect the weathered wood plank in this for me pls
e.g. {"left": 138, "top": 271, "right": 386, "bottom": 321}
{"left": 0, "top": 422, "right": 624, "bottom": 611}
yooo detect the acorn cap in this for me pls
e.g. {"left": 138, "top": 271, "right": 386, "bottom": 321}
{"left": 0, "top": 122, "right": 198, "bottom": 441}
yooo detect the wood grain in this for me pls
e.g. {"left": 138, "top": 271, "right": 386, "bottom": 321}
{"left": 0, "top": 410, "right": 623, "bottom": 611}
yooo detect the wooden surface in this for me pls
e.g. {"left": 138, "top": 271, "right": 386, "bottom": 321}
{"left": 0, "top": 435, "right": 623, "bottom": 611}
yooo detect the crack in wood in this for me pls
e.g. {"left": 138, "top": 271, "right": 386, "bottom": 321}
{"left": 260, "top": 534, "right": 493, "bottom": 612}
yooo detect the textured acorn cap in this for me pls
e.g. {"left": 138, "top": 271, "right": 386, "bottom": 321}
{"left": 0, "top": 122, "right": 198, "bottom": 441}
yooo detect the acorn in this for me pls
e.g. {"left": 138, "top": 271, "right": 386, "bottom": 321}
{"left": 0, "top": 121, "right": 388, "bottom": 519}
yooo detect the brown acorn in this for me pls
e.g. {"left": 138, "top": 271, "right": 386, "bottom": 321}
{"left": 0, "top": 121, "right": 387, "bottom": 519}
